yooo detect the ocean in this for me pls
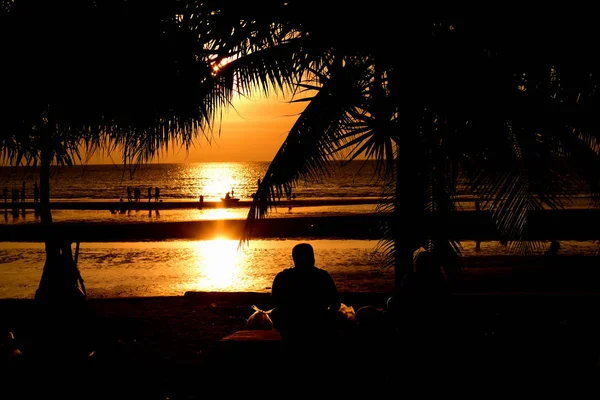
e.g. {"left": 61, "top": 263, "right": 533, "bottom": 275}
{"left": 0, "top": 161, "right": 386, "bottom": 203}
{"left": 0, "top": 161, "right": 598, "bottom": 299}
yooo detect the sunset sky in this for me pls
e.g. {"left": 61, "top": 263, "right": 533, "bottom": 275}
{"left": 91, "top": 93, "right": 308, "bottom": 165}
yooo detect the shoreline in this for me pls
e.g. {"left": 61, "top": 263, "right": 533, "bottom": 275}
{"left": 3, "top": 209, "right": 600, "bottom": 241}
{"left": 1, "top": 198, "right": 382, "bottom": 211}
{"left": 0, "top": 215, "right": 384, "bottom": 241}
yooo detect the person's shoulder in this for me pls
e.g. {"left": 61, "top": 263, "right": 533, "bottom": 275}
{"left": 275, "top": 267, "right": 294, "bottom": 278}
{"left": 315, "top": 267, "right": 334, "bottom": 278}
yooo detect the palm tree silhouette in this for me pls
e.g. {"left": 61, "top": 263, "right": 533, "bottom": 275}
{"left": 194, "top": 3, "right": 600, "bottom": 291}
{"left": 0, "top": 1, "right": 217, "bottom": 311}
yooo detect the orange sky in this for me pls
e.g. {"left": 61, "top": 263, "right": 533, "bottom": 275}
{"left": 90, "top": 94, "right": 308, "bottom": 164}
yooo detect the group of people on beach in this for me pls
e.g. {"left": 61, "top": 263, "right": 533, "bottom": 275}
{"left": 3, "top": 182, "right": 40, "bottom": 218}
{"left": 3, "top": 182, "right": 39, "bottom": 207}
{"left": 123, "top": 186, "right": 160, "bottom": 203}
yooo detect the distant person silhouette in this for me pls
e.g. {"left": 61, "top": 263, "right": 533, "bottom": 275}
{"left": 148, "top": 187, "right": 152, "bottom": 203}
{"left": 544, "top": 240, "right": 562, "bottom": 276}
{"left": 270, "top": 243, "right": 341, "bottom": 347}
{"left": 474, "top": 198, "right": 481, "bottom": 252}
{"left": 127, "top": 186, "right": 132, "bottom": 202}
{"left": 33, "top": 182, "right": 39, "bottom": 203}
{"left": 154, "top": 187, "right": 160, "bottom": 202}
{"left": 11, "top": 188, "right": 18, "bottom": 208}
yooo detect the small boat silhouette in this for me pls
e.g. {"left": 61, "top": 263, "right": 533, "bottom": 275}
{"left": 220, "top": 197, "right": 240, "bottom": 204}
{"left": 221, "top": 192, "right": 240, "bottom": 206}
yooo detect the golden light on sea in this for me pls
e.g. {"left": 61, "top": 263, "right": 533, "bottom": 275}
{"left": 200, "top": 163, "right": 237, "bottom": 199}
{"left": 193, "top": 238, "right": 242, "bottom": 290}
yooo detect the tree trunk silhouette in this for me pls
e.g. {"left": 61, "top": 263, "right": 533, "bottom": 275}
{"left": 32, "top": 122, "right": 89, "bottom": 360}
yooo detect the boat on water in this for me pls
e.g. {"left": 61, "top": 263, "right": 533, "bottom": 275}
{"left": 220, "top": 197, "right": 240, "bottom": 204}
{"left": 221, "top": 191, "right": 241, "bottom": 206}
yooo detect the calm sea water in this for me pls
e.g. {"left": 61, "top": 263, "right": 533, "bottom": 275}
{"left": 0, "top": 161, "right": 386, "bottom": 203}
{"left": 0, "top": 161, "right": 598, "bottom": 299}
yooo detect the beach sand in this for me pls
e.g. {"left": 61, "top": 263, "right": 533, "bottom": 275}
{"left": 2, "top": 262, "right": 600, "bottom": 398}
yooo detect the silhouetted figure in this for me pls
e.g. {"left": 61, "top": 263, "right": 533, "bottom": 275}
{"left": 475, "top": 198, "right": 481, "bottom": 251}
{"left": 390, "top": 251, "right": 450, "bottom": 374}
{"left": 544, "top": 240, "right": 562, "bottom": 277}
{"left": 352, "top": 305, "right": 391, "bottom": 380}
{"left": 433, "top": 241, "right": 462, "bottom": 279}
{"left": 224, "top": 191, "right": 231, "bottom": 200}
{"left": 154, "top": 187, "right": 160, "bottom": 202}
{"left": 126, "top": 186, "right": 133, "bottom": 202}
{"left": 33, "top": 182, "right": 39, "bottom": 203}
{"left": 199, "top": 195, "right": 204, "bottom": 209}
{"left": 134, "top": 187, "right": 141, "bottom": 202}
{"left": 11, "top": 188, "right": 18, "bottom": 210}
{"left": 270, "top": 243, "right": 341, "bottom": 355}
{"left": 401, "top": 251, "right": 448, "bottom": 296}
{"left": 147, "top": 187, "right": 152, "bottom": 202}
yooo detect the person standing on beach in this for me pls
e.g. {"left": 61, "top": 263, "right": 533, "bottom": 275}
{"left": 154, "top": 187, "right": 160, "bottom": 202}
{"left": 11, "top": 188, "right": 18, "bottom": 207}
{"left": 474, "top": 198, "right": 481, "bottom": 252}
{"left": 270, "top": 243, "right": 341, "bottom": 347}
{"left": 148, "top": 187, "right": 152, "bottom": 202}
{"left": 33, "top": 182, "right": 39, "bottom": 204}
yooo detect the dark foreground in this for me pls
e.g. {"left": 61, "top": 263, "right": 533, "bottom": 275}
{"left": 2, "top": 287, "right": 600, "bottom": 399}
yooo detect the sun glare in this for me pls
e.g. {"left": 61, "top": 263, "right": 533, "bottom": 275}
{"left": 193, "top": 239, "right": 241, "bottom": 290}
{"left": 200, "top": 163, "right": 237, "bottom": 200}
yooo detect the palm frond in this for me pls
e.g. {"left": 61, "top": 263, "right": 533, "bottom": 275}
{"left": 240, "top": 63, "right": 367, "bottom": 244}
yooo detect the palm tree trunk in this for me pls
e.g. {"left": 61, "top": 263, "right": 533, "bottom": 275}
{"left": 393, "top": 148, "right": 418, "bottom": 292}
{"left": 32, "top": 123, "right": 89, "bottom": 360}
{"left": 34, "top": 123, "right": 85, "bottom": 305}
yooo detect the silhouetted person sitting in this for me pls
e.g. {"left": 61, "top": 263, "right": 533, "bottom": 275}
{"left": 271, "top": 243, "right": 341, "bottom": 349}
{"left": 401, "top": 250, "right": 448, "bottom": 296}
{"left": 433, "top": 241, "right": 462, "bottom": 279}
{"left": 392, "top": 251, "right": 451, "bottom": 374}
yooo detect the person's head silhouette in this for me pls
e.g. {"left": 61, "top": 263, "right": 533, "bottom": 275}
{"left": 414, "top": 251, "right": 438, "bottom": 274}
{"left": 292, "top": 243, "right": 315, "bottom": 269}
{"left": 549, "top": 240, "right": 560, "bottom": 254}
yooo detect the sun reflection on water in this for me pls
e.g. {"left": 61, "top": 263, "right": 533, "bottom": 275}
{"left": 193, "top": 238, "right": 243, "bottom": 291}
{"left": 196, "top": 163, "right": 246, "bottom": 201}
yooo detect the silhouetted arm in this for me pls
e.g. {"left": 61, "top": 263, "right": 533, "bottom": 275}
{"left": 325, "top": 273, "right": 341, "bottom": 311}
{"left": 271, "top": 273, "right": 282, "bottom": 307}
